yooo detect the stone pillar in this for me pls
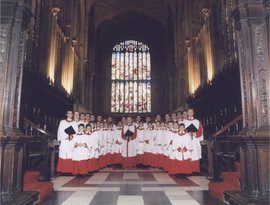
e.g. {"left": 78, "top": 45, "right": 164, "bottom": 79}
{"left": 47, "top": 6, "right": 60, "bottom": 82}
{"left": 0, "top": 0, "right": 38, "bottom": 204}
{"left": 224, "top": 0, "right": 270, "bottom": 204}
{"left": 201, "top": 8, "right": 214, "bottom": 82}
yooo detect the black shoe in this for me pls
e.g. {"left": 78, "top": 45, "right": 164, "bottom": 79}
{"left": 88, "top": 172, "right": 94, "bottom": 176}
{"left": 61, "top": 173, "right": 72, "bottom": 176}
{"left": 175, "top": 174, "right": 186, "bottom": 178}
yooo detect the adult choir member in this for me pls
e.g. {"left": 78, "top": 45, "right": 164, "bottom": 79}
{"left": 121, "top": 116, "right": 137, "bottom": 168}
{"left": 136, "top": 121, "right": 145, "bottom": 165}
{"left": 56, "top": 111, "right": 76, "bottom": 173}
{"left": 185, "top": 108, "right": 204, "bottom": 173}
{"left": 73, "top": 111, "right": 80, "bottom": 133}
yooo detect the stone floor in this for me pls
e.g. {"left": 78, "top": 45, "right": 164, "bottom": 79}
{"left": 39, "top": 167, "right": 224, "bottom": 205}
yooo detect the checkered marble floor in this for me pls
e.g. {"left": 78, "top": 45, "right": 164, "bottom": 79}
{"left": 39, "top": 167, "right": 223, "bottom": 205}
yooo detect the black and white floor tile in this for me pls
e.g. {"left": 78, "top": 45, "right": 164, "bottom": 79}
{"left": 39, "top": 167, "right": 223, "bottom": 205}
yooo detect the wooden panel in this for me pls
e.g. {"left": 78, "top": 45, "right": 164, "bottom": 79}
{"left": 187, "top": 63, "right": 242, "bottom": 138}
{"left": 256, "top": 141, "right": 270, "bottom": 199}
{"left": 0, "top": 138, "right": 38, "bottom": 204}
{"left": 224, "top": 137, "right": 270, "bottom": 204}
{"left": 20, "top": 68, "right": 74, "bottom": 136}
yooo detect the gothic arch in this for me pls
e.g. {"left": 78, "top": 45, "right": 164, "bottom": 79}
{"left": 91, "top": 8, "right": 172, "bottom": 115}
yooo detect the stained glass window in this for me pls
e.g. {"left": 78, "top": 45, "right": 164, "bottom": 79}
{"left": 111, "top": 40, "right": 151, "bottom": 113}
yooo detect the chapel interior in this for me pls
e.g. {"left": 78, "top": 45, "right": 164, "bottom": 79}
{"left": 0, "top": 0, "right": 269, "bottom": 205}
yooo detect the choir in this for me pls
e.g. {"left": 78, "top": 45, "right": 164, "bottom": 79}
{"left": 56, "top": 109, "right": 204, "bottom": 177}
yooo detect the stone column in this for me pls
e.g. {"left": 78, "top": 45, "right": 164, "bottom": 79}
{"left": 0, "top": 0, "right": 38, "bottom": 204}
{"left": 224, "top": 0, "right": 270, "bottom": 204}
{"left": 201, "top": 8, "right": 214, "bottom": 82}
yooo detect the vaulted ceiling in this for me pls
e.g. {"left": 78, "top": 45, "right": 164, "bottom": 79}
{"left": 92, "top": 0, "right": 174, "bottom": 32}
{"left": 90, "top": 0, "right": 174, "bottom": 49}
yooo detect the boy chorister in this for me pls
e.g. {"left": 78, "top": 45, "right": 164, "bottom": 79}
{"left": 144, "top": 116, "right": 151, "bottom": 129}
{"left": 159, "top": 122, "right": 168, "bottom": 168}
{"left": 177, "top": 111, "right": 182, "bottom": 124}
{"left": 153, "top": 122, "right": 165, "bottom": 168}
{"left": 56, "top": 112, "right": 204, "bottom": 175}
{"left": 85, "top": 113, "right": 91, "bottom": 124}
{"left": 112, "top": 121, "right": 123, "bottom": 164}
{"left": 85, "top": 124, "right": 99, "bottom": 172}
{"left": 165, "top": 113, "right": 171, "bottom": 123}
{"left": 99, "top": 122, "right": 109, "bottom": 168}
{"left": 166, "top": 123, "right": 179, "bottom": 174}
{"left": 106, "top": 123, "right": 115, "bottom": 165}
{"left": 163, "top": 121, "right": 174, "bottom": 171}
{"left": 72, "top": 124, "right": 89, "bottom": 176}
{"left": 171, "top": 113, "right": 177, "bottom": 123}
{"left": 143, "top": 122, "right": 154, "bottom": 166}
{"left": 79, "top": 113, "right": 86, "bottom": 126}
{"left": 171, "top": 123, "right": 192, "bottom": 175}
{"left": 108, "top": 116, "right": 116, "bottom": 130}
{"left": 91, "top": 125, "right": 100, "bottom": 171}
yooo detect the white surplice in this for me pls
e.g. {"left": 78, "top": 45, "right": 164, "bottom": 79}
{"left": 57, "top": 119, "right": 77, "bottom": 159}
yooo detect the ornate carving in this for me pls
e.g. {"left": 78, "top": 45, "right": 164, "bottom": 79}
{"left": 0, "top": 24, "right": 10, "bottom": 75}
{"left": 13, "top": 31, "right": 26, "bottom": 128}
{"left": 0, "top": 23, "right": 11, "bottom": 130}
{"left": 185, "top": 39, "right": 191, "bottom": 49}
{"left": 254, "top": 26, "right": 269, "bottom": 127}
{"left": 51, "top": 6, "right": 60, "bottom": 16}
{"left": 201, "top": 8, "right": 210, "bottom": 21}
{"left": 237, "top": 31, "right": 249, "bottom": 128}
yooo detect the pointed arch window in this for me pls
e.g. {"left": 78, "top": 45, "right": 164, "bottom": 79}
{"left": 111, "top": 40, "right": 151, "bottom": 113}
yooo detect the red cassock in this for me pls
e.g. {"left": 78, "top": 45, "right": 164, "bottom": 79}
{"left": 86, "top": 132, "right": 99, "bottom": 172}
{"left": 121, "top": 124, "right": 137, "bottom": 168}
{"left": 184, "top": 118, "right": 204, "bottom": 173}
{"left": 72, "top": 133, "right": 89, "bottom": 175}
{"left": 97, "top": 129, "right": 108, "bottom": 169}
{"left": 112, "top": 127, "right": 123, "bottom": 164}
{"left": 142, "top": 128, "right": 154, "bottom": 166}
{"left": 56, "top": 119, "right": 76, "bottom": 173}
{"left": 136, "top": 127, "right": 145, "bottom": 164}
{"left": 170, "top": 132, "right": 192, "bottom": 174}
